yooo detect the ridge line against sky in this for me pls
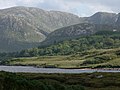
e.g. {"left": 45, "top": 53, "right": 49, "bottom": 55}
{"left": 0, "top": 0, "right": 119, "bottom": 17}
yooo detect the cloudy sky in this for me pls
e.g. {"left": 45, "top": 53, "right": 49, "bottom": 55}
{"left": 0, "top": 0, "right": 120, "bottom": 17}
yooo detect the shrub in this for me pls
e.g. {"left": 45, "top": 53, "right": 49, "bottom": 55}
{"left": 82, "top": 54, "right": 117, "bottom": 65}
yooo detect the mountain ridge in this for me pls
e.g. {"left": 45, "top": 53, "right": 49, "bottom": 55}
{"left": 0, "top": 6, "right": 120, "bottom": 52}
{"left": 0, "top": 6, "right": 81, "bottom": 52}
{"left": 43, "top": 23, "right": 119, "bottom": 45}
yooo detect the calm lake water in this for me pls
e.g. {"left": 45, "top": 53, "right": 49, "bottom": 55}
{"left": 0, "top": 66, "right": 120, "bottom": 73}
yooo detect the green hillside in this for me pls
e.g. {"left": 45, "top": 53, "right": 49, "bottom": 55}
{"left": 1, "top": 31, "right": 120, "bottom": 68}
{"left": 15, "top": 31, "right": 120, "bottom": 57}
{"left": 5, "top": 48, "right": 120, "bottom": 68}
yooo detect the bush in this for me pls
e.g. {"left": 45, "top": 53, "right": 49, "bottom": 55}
{"left": 82, "top": 54, "right": 117, "bottom": 65}
{"left": 95, "top": 54, "right": 117, "bottom": 60}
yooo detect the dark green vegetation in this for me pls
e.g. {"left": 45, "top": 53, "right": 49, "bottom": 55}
{"left": 5, "top": 48, "right": 120, "bottom": 68}
{"left": 13, "top": 31, "right": 120, "bottom": 56}
{"left": 0, "top": 31, "right": 120, "bottom": 68}
{"left": 1, "top": 71, "right": 120, "bottom": 90}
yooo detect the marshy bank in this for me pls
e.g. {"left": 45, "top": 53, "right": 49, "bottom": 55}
{"left": 1, "top": 71, "right": 120, "bottom": 90}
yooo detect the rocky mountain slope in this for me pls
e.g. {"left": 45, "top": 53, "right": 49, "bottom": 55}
{"left": 43, "top": 23, "right": 118, "bottom": 45}
{"left": 116, "top": 13, "right": 120, "bottom": 26}
{"left": 0, "top": 6, "right": 81, "bottom": 52}
{"left": 86, "top": 12, "right": 118, "bottom": 25}
{"left": 0, "top": 6, "right": 120, "bottom": 52}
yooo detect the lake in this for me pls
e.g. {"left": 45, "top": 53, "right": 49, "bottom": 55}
{"left": 0, "top": 66, "right": 120, "bottom": 73}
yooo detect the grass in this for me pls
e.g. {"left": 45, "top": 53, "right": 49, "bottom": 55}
{"left": 8, "top": 56, "right": 84, "bottom": 68}
{"left": 6, "top": 48, "right": 120, "bottom": 68}
{"left": 1, "top": 71, "right": 120, "bottom": 90}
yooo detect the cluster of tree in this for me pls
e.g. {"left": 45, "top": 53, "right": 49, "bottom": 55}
{"left": 12, "top": 31, "right": 120, "bottom": 57}
{"left": 0, "top": 31, "right": 120, "bottom": 60}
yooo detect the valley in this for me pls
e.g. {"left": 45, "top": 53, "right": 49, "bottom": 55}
{"left": 0, "top": 7, "right": 120, "bottom": 52}
{"left": 0, "top": 1, "right": 120, "bottom": 90}
{"left": 0, "top": 31, "right": 119, "bottom": 69}
{"left": 5, "top": 48, "right": 120, "bottom": 69}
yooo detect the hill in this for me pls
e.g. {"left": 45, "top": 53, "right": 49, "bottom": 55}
{"left": 43, "top": 23, "right": 118, "bottom": 45}
{"left": 0, "top": 6, "right": 120, "bottom": 52}
{"left": 0, "top": 6, "right": 80, "bottom": 52}
{"left": 1, "top": 31, "right": 120, "bottom": 68}
{"left": 86, "top": 12, "right": 118, "bottom": 25}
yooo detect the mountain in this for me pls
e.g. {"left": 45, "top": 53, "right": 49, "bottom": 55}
{"left": 116, "top": 13, "right": 120, "bottom": 26}
{"left": 0, "top": 6, "right": 81, "bottom": 52}
{"left": 2, "top": 30, "right": 120, "bottom": 58}
{"left": 86, "top": 12, "right": 118, "bottom": 25}
{"left": 43, "top": 12, "right": 120, "bottom": 45}
{"left": 43, "top": 23, "right": 117, "bottom": 45}
{"left": 0, "top": 6, "right": 120, "bottom": 52}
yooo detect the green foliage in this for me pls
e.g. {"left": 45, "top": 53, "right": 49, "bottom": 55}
{"left": 15, "top": 31, "right": 120, "bottom": 57}
{"left": 95, "top": 30, "right": 120, "bottom": 35}
{"left": 1, "top": 72, "right": 120, "bottom": 90}
{"left": 82, "top": 54, "right": 117, "bottom": 65}
{"left": 0, "top": 72, "right": 85, "bottom": 90}
{"left": 0, "top": 31, "right": 120, "bottom": 69}
{"left": 95, "top": 54, "right": 117, "bottom": 60}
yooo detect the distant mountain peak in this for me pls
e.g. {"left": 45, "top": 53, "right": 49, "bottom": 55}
{"left": 87, "top": 12, "right": 118, "bottom": 25}
{"left": 94, "top": 12, "right": 117, "bottom": 15}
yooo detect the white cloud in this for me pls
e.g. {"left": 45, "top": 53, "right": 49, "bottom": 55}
{"left": 0, "top": 0, "right": 16, "bottom": 9}
{"left": 0, "top": 0, "right": 119, "bottom": 16}
{"left": 88, "top": 4, "right": 114, "bottom": 15}
{"left": 17, "top": 0, "right": 44, "bottom": 5}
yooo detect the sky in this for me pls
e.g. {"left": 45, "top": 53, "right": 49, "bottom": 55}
{"left": 0, "top": 0, "right": 120, "bottom": 17}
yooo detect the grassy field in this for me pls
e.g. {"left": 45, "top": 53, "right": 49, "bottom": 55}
{"left": 6, "top": 48, "right": 120, "bottom": 68}
{"left": 1, "top": 71, "right": 120, "bottom": 90}
{"left": 8, "top": 56, "right": 84, "bottom": 68}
